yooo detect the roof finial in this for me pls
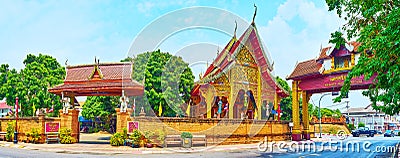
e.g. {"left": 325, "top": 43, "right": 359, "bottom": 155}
{"left": 94, "top": 56, "right": 97, "bottom": 64}
{"left": 320, "top": 43, "right": 322, "bottom": 52}
{"left": 234, "top": 20, "right": 237, "bottom": 38}
{"left": 252, "top": 4, "right": 257, "bottom": 25}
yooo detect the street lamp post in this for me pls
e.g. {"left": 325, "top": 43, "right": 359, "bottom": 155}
{"left": 14, "top": 97, "right": 18, "bottom": 144}
{"left": 318, "top": 93, "right": 331, "bottom": 138}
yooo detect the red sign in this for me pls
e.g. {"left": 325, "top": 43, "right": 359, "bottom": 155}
{"left": 45, "top": 122, "right": 60, "bottom": 133}
{"left": 127, "top": 121, "right": 139, "bottom": 133}
{"left": 298, "top": 72, "right": 375, "bottom": 92}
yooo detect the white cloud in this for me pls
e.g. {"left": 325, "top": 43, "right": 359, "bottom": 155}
{"left": 259, "top": 0, "right": 344, "bottom": 79}
{"left": 137, "top": 2, "right": 155, "bottom": 14}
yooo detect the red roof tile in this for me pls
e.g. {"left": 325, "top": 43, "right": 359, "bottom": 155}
{"left": 0, "top": 102, "right": 11, "bottom": 109}
{"left": 287, "top": 59, "right": 322, "bottom": 80}
{"left": 197, "top": 24, "right": 288, "bottom": 97}
{"left": 318, "top": 42, "right": 361, "bottom": 61}
{"left": 49, "top": 62, "right": 144, "bottom": 96}
{"left": 317, "top": 46, "right": 332, "bottom": 60}
{"left": 65, "top": 63, "right": 132, "bottom": 82}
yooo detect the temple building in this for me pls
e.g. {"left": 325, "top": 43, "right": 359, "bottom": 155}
{"left": 190, "top": 15, "right": 289, "bottom": 120}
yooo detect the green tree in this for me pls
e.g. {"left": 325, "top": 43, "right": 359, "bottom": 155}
{"left": 125, "top": 50, "right": 194, "bottom": 117}
{"left": 326, "top": 0, "right": 400, "bottom": 115}
{"left": 276, "top": 76, "right": 292, "bottom": 121}
{"left": 0, "top": 54, "right": 65, "bottom": 117}
{"left": 358, "top": 122, "right": 365, "bottom": 128}
{"left": 81, "top": 96, "right": 119, "bottom": 131}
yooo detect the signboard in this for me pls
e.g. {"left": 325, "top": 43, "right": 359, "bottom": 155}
{"left": 298, "top": 72, "right": 375, "bottom": 92}
{"left": 127, "top": 121, "right": 139, "bottom": 133}
{"left": 45, "top": 122, "right": 60, "bottom": 133}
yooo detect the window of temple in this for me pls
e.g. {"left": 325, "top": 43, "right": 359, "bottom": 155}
{"left": 334, "top": 56, "right": 351, "bottom": 69}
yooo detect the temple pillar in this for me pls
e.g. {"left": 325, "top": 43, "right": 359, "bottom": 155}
{"left": 301, "top": 91, "right": 312, "bottom": 140}
{"left": 116, "top": 108, "right": 130, "bottom": 133}
{"left": 229, "top": 84, "right": 234, "bottom": 119}
{"left": 59, "top": 109, "right": 80, "bottom": 142}
{"left": 257, "top": 68, "right": 262, "bottom": 120}
{"left": 292, "top": 81, "right": 301, "bottom": 141}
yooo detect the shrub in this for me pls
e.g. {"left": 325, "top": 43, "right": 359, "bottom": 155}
{"left": 26, "top": 128, "right": 41, "bottom": 143}
{"left": 6, "top": 121, "right": 15, "bottom": 142}
{"left": 348, "top": 124, "right": 355, "bottom": 130}
{"left": 156, "top": 129, "right": 165, "bottom": 145}
{"left": 122, "top": 128, "right": 128, "bottom": 140}
{"left": 358, "top": 122, "right": 365, "bottom": 128}
{"left": 60, "top": 128, "right": 76, "bottom": 144}
{"left": 110, "top": 132, "right": 124, "bottom": 146}
{"left": 130, "top": 130, "right": 143, "bottom": 145}
{"left": 143, "top": 130, "right": 155, "bottom": 143}
{"left": 181, "top": 132, "right": 193, "bottom": 139}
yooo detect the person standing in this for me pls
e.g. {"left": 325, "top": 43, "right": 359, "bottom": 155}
{"left": 217, "top": 97, "right": 222, "bottom": 118}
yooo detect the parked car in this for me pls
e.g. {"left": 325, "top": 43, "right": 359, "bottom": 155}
{"left": 394, "top": 130, "right": 400, "bottom": 136}
{"left": 384, "top": 130, "right": 395, "bottom": 137}
{"left": 377, "top": 130, "right": 383, "bottom": 134}
{"left": 351, "top": 127, "right": 375, "bottom": 137}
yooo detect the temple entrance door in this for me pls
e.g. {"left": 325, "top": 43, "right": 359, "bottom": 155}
{"left": 233, "top": 90, "right": 245, "bottom": 118}
{"left": 245, "top": 90, "right": 256, "bottom": 119}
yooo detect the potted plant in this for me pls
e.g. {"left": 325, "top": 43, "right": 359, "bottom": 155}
{"left": 156, "top": 129, "right": 165, "bottom": 148}
{"left": 143, "top": 130, "right": 155, "bottom": 148}
{"left": 181, "top": 132, "right": 193, "bottom": 148}
{"left": 28, "top": 128, "right": 41, "bottom": 144}
{"left": 130, "top": 130, "right": 142, "bottom": 148}
{"left": 110, "top": 132, "right": 124, "bottom": 146}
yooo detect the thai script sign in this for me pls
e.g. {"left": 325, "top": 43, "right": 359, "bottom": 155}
{"left": 298, "top": 72, "right": 375, "bottom": 92}
{"left": 127, "top": 121, "right": 139, "bottom": 133}
{"left": 323, "top": 74, "right": 365, "bottom": 87}
{"left": 45, "top": 122, "right": 60, "bottom": 133}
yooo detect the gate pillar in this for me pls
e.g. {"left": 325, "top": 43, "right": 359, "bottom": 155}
{"left": 116, "top": 108, "right": 130, "bottom": 133}
{"left": 291, "top": 80, "right": 301, "bottom": 141}
{"left": 59, "top": 109, "right": 80, "bottom": 142}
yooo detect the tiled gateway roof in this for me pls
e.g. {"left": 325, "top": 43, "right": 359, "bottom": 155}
{"left": 0, "top": 101, "right": 11, "bottom": 109}
{"left": 49, "top": 62, "right": 144, "bottom": 96}
{"left": 317, "top": 41, "right": 361, "bottom": 60}
{"left": 65, "top": 63, "right": 132, "bottom": 82}
{"left": 286, "top": 59, "right": 322, "bottom": 80}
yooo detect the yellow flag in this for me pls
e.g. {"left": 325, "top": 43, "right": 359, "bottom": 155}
{"left": 32, "top": 103, "right": 36, "bottom": 117}
{"left": 159, "top": 102, "right": 162, "bottom": 116}
{"left": 186, "top": 104, "right": 191, "bottom": 116}
{"left": 254, "top": 109, "right": 258, "bottom": 119}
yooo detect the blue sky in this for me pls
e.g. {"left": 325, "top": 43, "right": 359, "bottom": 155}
{"left": 0, "top": 0, "right": 372, "bottom": 110}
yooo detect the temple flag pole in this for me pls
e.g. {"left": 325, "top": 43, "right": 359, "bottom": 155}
{"left": 133, "top": 98, "right": 136, "bottom": 117}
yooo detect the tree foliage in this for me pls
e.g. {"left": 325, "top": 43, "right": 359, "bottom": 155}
{"left": 0, "top": 54, "right": 65, "bottom": 117}
{"left": 126, "top": 50, "right": 194, "bottom": 117}
{"left": 276, "top": 76, "right": 292, "bottom": 121}
{"left": 326, "top": 0, "right": 400, "bottom": 115}
{"left": 144, "top": 50, "right": 194, "bottom": 117}
{"left": 81, "top": 96, "right": 119, "bottom": 121}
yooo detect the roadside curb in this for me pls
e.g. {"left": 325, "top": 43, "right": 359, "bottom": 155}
{"left": 1, "top": 141, "right": 262, "bottom": 155}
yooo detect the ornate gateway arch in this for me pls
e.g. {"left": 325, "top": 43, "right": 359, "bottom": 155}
{"left": 287, "top": 42, "right": 376, "bottom": 141}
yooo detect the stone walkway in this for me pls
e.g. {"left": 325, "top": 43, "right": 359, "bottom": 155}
{"left": 0, "top": 133, "right": 333, "bottom": 155}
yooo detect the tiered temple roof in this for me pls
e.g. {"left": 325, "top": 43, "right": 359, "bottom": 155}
{"left": 192, "top": 22, "right": 288, "bottom": 97}
{"left": 287, "top": 41, "right": 361, "bottom": 80}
